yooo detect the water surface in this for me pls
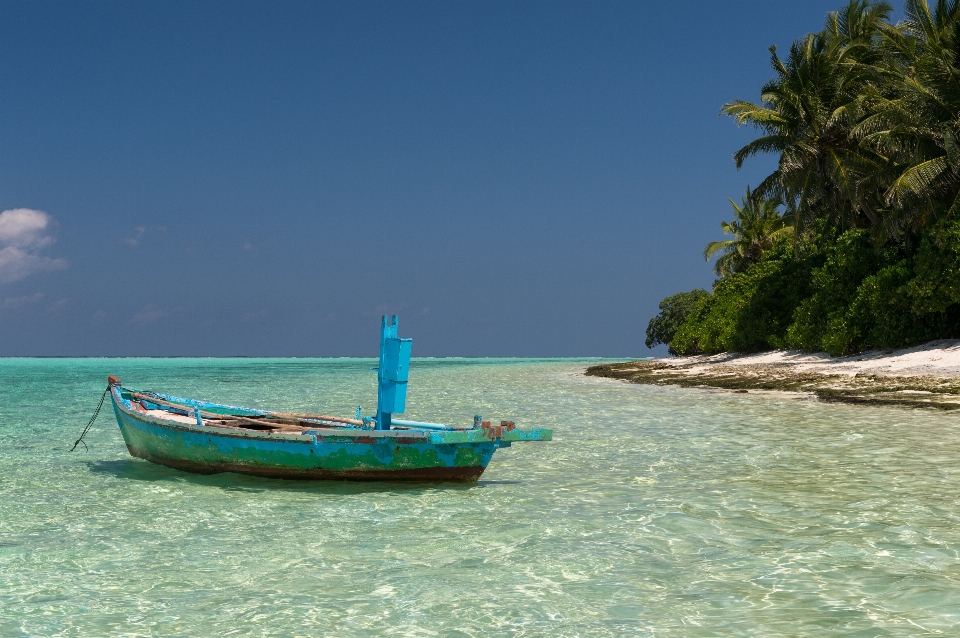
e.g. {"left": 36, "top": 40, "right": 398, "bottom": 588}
{"left": 3, "top": 358, "right": 960, "bottom": 636}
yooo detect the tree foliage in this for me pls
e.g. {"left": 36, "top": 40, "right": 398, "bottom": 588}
{"left": 704, "top": 188, "right": 793, "bottom": 277}
{"left": 645, "top": 290, "right": 711, "bottom": 354}
{"left": 652, "top": 1, "right": 960, "bottom": 356}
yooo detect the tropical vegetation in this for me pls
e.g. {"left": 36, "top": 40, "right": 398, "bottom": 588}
{"left": 648, "top": 0, "right": 960, "bottom": 356}
{"left": 703, "top": 188, "right": 793, "bottom": 277}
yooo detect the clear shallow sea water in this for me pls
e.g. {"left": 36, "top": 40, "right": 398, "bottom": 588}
{"left": 3, "top": 358, "right": 960, "bottom": 637}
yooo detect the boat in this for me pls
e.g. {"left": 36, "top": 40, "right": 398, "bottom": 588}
{"left": 106, "top": 316, "right": 551, "bottom": 481}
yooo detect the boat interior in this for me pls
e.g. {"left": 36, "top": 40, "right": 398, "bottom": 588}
{"left": 118, "top": 389, "right": 369, "bottom": 434}
{"left": 116, "top": 388, "right": 485, "bottom": 434}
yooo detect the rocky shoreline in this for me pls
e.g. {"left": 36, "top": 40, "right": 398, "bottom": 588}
{"left": 586, "top": 340, "right": 960, "bottom": 410}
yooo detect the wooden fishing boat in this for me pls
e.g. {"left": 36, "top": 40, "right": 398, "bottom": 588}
{"left": 107, "top": 316, "right": 551, "bottom": 481}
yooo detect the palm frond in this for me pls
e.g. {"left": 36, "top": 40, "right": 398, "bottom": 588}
{"left": 885, "top": 155, "right": 950, "bottom": 204}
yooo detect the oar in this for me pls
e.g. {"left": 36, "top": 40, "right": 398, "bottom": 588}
{"left": 265, "top": 411, "right": 363, "bottom": 426}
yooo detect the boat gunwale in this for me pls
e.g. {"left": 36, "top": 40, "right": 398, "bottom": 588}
{"left": 124, "top": 389, "right": 277, "bottom": 417}
{"left": 110, "top": 386, "right": 552, "bottom": 445}
{"left": 110, "top": 386, "right": 442, "bottom": 444}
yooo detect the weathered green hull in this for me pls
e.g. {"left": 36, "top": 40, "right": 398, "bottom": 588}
{"left": 110, "top": 388, "right": 551, "bottom": 482}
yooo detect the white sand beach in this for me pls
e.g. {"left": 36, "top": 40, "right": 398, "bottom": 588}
{"left": 587, "top": 341, "right": 960, "bottom": 409}
{"left": 656, "top": 339, "right": 960, "bottom": 378}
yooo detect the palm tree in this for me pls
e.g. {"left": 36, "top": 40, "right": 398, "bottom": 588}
{"left": 704, "top": 188, "right": 794, "bottom": 277}
{"left": 857, "top": 0, "right": 960, "bottom": 240}
{"left": 721, "top": 1, "right": 893, "bottom": 240}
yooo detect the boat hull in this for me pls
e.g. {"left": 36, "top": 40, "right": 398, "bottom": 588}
{"left": 110, "top": 394, "right": 496, "bottom": 482}
{"left": 123, "top": 443, "right": 487, "bottom": 481}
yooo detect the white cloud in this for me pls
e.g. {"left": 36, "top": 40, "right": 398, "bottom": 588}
{"left": 0, "top": 208, "right": 67, "bottom": 283}
{"left": 0, "top": 208, "right": 53, "bottom": 248}
{"left": 0, "top": 246, "right": 67, "bottom": 284}
{"left": 124, "top": 226, "right": 147, "bottom": 246}
{"left": 0, "top": 292, "right": 43, "bottom": 310}
{"left": 48, "top": 297, "right": 70, "bottom": 313}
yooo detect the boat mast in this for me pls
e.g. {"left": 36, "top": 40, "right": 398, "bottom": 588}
{"left": 375, "top": 315, "right": 412, "bottom": 430}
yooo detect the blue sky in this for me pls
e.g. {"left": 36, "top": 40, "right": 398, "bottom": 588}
{"left": 1, "top": 0, "right": 858, "bottom": 356}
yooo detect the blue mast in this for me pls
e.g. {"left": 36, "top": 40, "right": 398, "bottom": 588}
{"left": 375, "top": 315, "right": 412, "bottom": 430}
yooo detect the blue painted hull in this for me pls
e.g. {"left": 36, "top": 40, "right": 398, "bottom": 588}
{"left": 109, "top": 387, "right": 550, "bottom": 481}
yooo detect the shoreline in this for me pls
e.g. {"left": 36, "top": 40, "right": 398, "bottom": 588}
{"left": 586, "top": 340, "right": 960, "bottom": 410}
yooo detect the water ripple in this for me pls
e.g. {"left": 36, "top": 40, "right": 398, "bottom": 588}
{"left": 2, "top": 359, "right": 960, "bottom": 635}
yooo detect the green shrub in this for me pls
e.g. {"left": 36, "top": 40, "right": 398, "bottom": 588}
{"left": 656, "top": 224, "right": 960, "bottom": 358}
{"left": 784, "top": 230, "right": 895, "bottom": 351}
{"left": 669, "top": 293, "right": 714, "bottom": 355}
{"left": 645, "top": 289, "right": 712, "bottom": 354}
{"left": 821, "top": 261, "right": 914, "bottom": 355}
{"left": 908, "top": 219, "right": 960, "bottom": 314}
{"left": 670, "top": 245, "right": 817, "bottom": 355}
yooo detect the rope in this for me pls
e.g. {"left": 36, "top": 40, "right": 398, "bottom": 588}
{"left": 70, "top": 386, "right": 109, "bottom": 452}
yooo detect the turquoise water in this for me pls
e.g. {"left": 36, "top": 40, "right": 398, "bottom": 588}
{"left": 3, "top": 359, "right": 960, "bottom": 636}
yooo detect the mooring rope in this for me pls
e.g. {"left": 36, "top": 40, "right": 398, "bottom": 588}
{"left": 70, "top": 386, "right": 109, "bottom": 452}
